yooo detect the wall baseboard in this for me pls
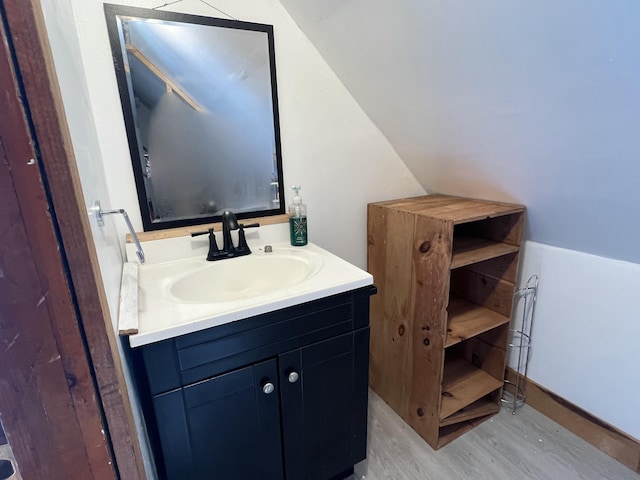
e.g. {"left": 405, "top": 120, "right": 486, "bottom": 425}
{"left": 505, "top": 368, "right": 640, "bottom": 474}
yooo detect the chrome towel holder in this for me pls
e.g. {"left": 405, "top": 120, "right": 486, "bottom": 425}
{"left": 93, "top": 200, "right": 145, "bottom": 264}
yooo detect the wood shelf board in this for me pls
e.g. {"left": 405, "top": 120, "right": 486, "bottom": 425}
{"left": 439, "top": 397, "right": 500, "bottom": 427}
{"left": 450, "top": 238, "right": 519, "bottom": 269}
{"left": 440, "top": 358, "right": 503, "bottom": 420}
{"left": 127, "top": 214, "right": 289, "bottom": 243}
{"left": 437, "top": 413, "right": 497, "bottom": 449}
{"left": 368, "top": 195, "right": 524, "bottom": 224}
{"left": 450, "top": 206, "right": 524, "bottom": 225}
{"left": 445, "top": 297, "right": 511, "bottom": 348}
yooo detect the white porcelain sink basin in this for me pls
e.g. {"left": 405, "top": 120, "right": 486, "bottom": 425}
{"left": 126, "top": 227, "right": 373, "bottom": 347}
{"left": 167, "top": 249, "right": 323, "bottom": 303}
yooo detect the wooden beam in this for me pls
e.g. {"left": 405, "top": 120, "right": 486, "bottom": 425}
{"left": 126, "top": 44, "right": 204, "bottom": 112}
{"left": 0, "top": 100, "right": 112, "bottom": 480}
{"left": 2, "top": 1, "right": 147, "bottom": 478}
{"left": 0, "top": 7, "right": 114, "bottom": 479}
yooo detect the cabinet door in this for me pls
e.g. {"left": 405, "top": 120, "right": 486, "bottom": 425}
{"left": 279, "top": 328, "right": 370, "bottom": 480}
{"left": 153, "top": 358, "right": 284, "bottom": 480}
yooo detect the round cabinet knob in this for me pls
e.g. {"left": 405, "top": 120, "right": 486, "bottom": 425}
{"left": 288, "top": 371, "right": 299, "bottom": 384}
{"left": 262, "top": 382, "right": 275, "bottom": 395}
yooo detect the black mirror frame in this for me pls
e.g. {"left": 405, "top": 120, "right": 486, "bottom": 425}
{"left": 104, "top": 4, "right": 286, "bottom": 231}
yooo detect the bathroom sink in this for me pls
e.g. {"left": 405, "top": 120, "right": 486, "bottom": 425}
{"left": 167, "top": 249, "right": 323, "bottom": 303}
{"left": 125, "top": 227, "right": 373, "bottom": 347}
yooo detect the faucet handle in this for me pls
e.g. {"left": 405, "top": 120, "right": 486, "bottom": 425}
{"left": 191, "top": 228, "right": 224, "bottom": 261}
{"left": 236, "top": 225, "right": 251, "bottom": 254}
{"left": 191, "top": 228, "right": 214, "bottom": 237}
{"left": 236, "top": 223, "right": 259, "bottom": 253}
{"left": 191, "top": 227, "right": 221, "bottom": 262}
{"left": 206, "top": 231, "right": 221, "bottom": 260}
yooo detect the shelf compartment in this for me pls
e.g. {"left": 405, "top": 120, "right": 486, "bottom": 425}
{"left": 457, "top": 252, "right": 519, "bottom": 284}
{"left": 452, "top": 211, "right": 524, "bottom": 246}
{"left": 437, "top": 413, "right": 496, "bottom": 449}
{"left": 449, "top": 267, "right": 515, "bottom": 318}
{"left": 445, "top": 297, "right": 511, "bottom": 348}
{"left": 440, "top": 357, "right": 503, "bottom": 420}
{"left": 451, "top": 237, "right": 520, "bottom": 270}
{"left": 439, "top": 396, "right": 499, "bottom": 427}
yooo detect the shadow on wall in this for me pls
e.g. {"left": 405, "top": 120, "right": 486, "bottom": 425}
{"left": 147, "top": 92, "right": 274, "bottom": 220}
{"left": 423, "top": 154, "right": 533, "bottom": 238}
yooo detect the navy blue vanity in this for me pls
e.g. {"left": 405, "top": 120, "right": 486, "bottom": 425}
{"left": 130, "top": 286, "right": 375, "bottom": 480}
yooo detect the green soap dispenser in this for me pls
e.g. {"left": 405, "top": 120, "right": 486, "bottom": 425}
{"left": 289, "top": 185, "right": 308, "bottom": 246}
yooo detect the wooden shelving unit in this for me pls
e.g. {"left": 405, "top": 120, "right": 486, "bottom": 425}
{"left": 368, "top": 194, "right": 525, "bottom": 449}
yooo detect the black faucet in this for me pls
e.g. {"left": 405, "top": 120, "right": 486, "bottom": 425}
{"left": 191, "top": 210, "right": 259, "bottom": 261}
{"left": 221, "top": 210, "right": 239, "bottom": 254}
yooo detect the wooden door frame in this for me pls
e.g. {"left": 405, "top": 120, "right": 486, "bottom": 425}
{"left": 0, "top": 1, "right": 146, "bottom": 478}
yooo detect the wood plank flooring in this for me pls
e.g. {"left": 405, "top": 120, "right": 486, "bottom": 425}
{"left": 4, "top": 389, "right": 633, "bottom": 480}
{"left": 348, "top": 390, "right": 639, "bottom": 480}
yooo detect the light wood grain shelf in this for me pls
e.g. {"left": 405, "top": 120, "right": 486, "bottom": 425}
{"left": 451, "top": 237, "right": 519, "bottom": 269}
{"left": 440, "top": 357, "right": 504, "bottom": 420}
{"left": 445, "top": 297, "right": 512, "bottom": 348}
{"left": 439, "top": 397, "right": 500, "bottom": 427}
{"left": 437, "top": 413, "right": 496, "bottom": 449}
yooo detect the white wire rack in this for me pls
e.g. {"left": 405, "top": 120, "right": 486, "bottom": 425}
{"left": 502, "top": 274, "right": 539, "bottom": 414}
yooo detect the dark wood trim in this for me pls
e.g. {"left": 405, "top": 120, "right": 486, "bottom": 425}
{"left": 0, "top": 145, "right": 108, "bottom": 479}
{"left": 1, "top": 1, "right": 146, "bottom": 478}
{"left": 506, "top": 368, "right": 640, "bottom": 473}
{"left": 0, "top": 8, "right": 114, "bottom": 478}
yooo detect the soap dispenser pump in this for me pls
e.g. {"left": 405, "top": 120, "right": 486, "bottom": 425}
{"left": 289, "top": 185, "right": 308, "bottom": 246}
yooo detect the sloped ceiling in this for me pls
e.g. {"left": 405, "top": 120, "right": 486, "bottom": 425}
{"left": 279, "top": 0, "right": 640, "bottom": 264}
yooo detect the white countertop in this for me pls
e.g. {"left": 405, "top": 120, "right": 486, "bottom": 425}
{"left": 124, "top": 224, "right": 373, "bottom": 347}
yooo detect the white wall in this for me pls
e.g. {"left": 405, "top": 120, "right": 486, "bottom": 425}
{"left": 517, "top": 241, "right": 640, "bottom": 440}
{"left": 279, "top": 0, "right": 640, "bottom": 440}
{"left": 39, "top": 0, "right": 123, "bottom": 320}
{"left": 62, "top": 0, "right": 425, "bottom": 270}
{"left": 41, "top": 0, "right": 424, "bottom": 477}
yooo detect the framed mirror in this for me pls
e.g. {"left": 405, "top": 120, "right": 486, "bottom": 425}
{"left": 104, "top": 4, "right": 285, "bottom": 231}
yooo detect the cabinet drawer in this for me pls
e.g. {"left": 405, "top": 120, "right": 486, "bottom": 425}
{"left": 141, "top": 287, "right": 373, "bottom": 394}
{"left": 178, "top": 301, "right": 353, "bottom": 385}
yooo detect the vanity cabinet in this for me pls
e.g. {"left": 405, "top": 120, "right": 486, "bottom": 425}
{"left": 152, "top": 358, "right": 284, "bottom": 479}
{"left": 367, "top": 195, "right": 524, "bottom": 449}
{"left": 132, "top": 286, "right": 374, "bottom": 480}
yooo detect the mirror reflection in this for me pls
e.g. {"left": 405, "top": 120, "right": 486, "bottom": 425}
{"left": 105, "top": 5, "right": 285, "bottom": 230}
